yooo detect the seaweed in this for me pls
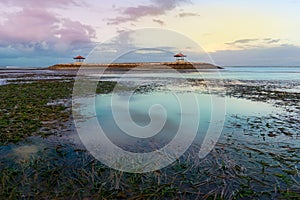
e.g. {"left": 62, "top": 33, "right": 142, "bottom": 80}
{"left": 0, "top": 80, "right": 116, "bottom": 144}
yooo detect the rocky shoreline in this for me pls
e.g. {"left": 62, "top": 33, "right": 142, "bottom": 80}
{"left": 48, "top": 62, "right": 223, "bottom": 70}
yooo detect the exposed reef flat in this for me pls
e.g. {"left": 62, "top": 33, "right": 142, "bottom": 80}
{"left": 1, "top": 70, "right": 300, "bottom": 199}
{"left": 48, "top": 62, "right": 223, "bottom": 70}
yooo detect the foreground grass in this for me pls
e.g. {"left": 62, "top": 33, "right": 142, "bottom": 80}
{"left": 0, "top": 81, "right": 73, "bottom": 144}
{"left": 0, "top": 80, "right": 116, "bottom": 144}
{"left": 1, "top": 143, "right": 299, "bottom": 199}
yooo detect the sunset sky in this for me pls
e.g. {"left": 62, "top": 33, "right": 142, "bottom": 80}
{"left": 1, "top": 0, "right": 300, "bottom": 67}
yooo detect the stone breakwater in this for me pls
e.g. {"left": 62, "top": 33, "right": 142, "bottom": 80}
{"left": 48, "top": 62, "right": 223, "bottom": 70}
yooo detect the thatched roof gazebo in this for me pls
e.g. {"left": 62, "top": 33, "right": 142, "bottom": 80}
{"left": 174, "top": 52, "right": 186, "bottom": 62}
{"left": 73, "top": 55, "right": 85, "bottom": 63}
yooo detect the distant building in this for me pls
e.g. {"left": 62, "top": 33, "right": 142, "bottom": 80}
{"left": 73, "top": 55, "right": 85, "bottom": 63}
{"left": 174, "top": 52, "right": 187, "bottom": 62}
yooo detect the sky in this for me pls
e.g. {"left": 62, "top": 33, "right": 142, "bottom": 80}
{"left": 0, "top": 0, "right": 300, "bottom": 67}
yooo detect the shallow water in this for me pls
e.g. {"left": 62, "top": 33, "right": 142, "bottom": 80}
{"left": 74, "top": 89, "right": 281, "bottom": 155}
{"left": 215, "top": 66, "right": 300, "bottom": 80}
{"left": 87, "top": 66, "right": 300, "bottom": 95}
{"left": 93, "top": 66, "right": 300, "bottom": 81}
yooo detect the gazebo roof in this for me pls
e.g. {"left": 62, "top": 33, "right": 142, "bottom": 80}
{"left": 73, "top": 55, "right": 85, "bottom": 59}
{"left": 174, "top": 53, "right": 186, "bottom": 57}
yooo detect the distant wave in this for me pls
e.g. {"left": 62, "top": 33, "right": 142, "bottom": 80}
{"left": 0, "top": 79, "right": 7, "bottom": 86}
{"left": 0, "top": 66, "right": 40, "bottom": 70}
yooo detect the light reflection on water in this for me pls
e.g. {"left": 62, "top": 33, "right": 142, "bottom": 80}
{"left": 93, "top": 91, "right": 279, "bottom": 152}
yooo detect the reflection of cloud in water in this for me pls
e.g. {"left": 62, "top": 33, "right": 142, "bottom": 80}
{"left": 75, "top": 91, "right": 279, "bottom": 154}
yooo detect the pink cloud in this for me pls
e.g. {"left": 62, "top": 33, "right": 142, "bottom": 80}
{"left": 0, "top": 0, "right": 81, "bottom": 8}
{"left": 57, "top": 19, "right": 96, "bottom": 44}
{"left": 0, "top": 8, "right": 96, "bottom": 51}
{"left": 107, "top": 0, "right": 191, "bottom": 25}
{"left": 0, "top": 8, "right": 58, "bottom": 43}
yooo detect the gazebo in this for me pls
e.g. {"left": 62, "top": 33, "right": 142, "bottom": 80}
{"left": 174, "top": 52, "right": 186, "bottom": 62}
{"left": 73, "top": 55, "right": 85, "bottom": 63}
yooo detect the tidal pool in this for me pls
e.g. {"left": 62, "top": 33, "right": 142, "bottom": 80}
{"left": 74, "top": 90, "right": 281, "bottom": 156}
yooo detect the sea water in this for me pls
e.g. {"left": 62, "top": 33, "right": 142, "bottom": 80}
{"left": 71, "top": 66, "right": 300, "bottom": 152}
{"left": 74, "top": 86, "right": 280, "bottom": 154}
{"left": 97, "top": 66, "right": 300, "bottom": 81}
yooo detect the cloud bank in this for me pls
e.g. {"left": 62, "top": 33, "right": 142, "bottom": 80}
{"left": 211, "top": 45, "right": 300, "bottom": 66}
{"left": 0, "top": 1, "right": 96, "bottom": 66}
{"left": 225, "top": 38, "right": 287, "bottom": 50}
{"left": 107, "top": 0, "right": 191, "bottom": 25}
{"left": 0, "top": 0, "right": 81, "bottom": 8}
{"left": 0, "top": 8, "right": 95, "bottom": 47}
